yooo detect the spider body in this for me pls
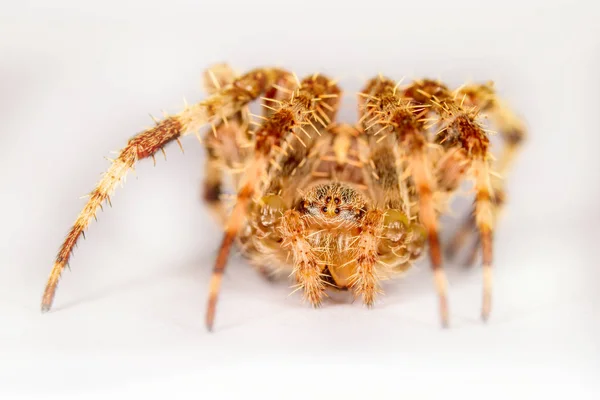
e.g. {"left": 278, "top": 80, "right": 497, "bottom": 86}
{"left": 238, "top": 126, "right": 426, "bottom": 300}
{"left": 41, "top": 64, "right": 525, "bottom": 331}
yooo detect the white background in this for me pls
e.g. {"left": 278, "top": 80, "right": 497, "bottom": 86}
{"left": 1, "top": 0, "right": 599, "bottom": 398}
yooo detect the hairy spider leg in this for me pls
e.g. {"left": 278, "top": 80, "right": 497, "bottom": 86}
{"left": 360, "top": 76, "right": 450, "bottom": 326}
{"left": 205, "top": 73, "right": 341, "bottom": 331}
{"left": 446, "top": 82, "right": 527, "bottom": 266}
{"left": 41, "top": 67, "right": 291, "bottom": 312}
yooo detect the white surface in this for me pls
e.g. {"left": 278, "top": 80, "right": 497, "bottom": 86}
{"left": 1, "top": 0, "right": 599, "bottom": 398}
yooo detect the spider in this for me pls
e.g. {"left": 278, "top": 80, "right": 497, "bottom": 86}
{"left": 41, "top": 63, "right": 526, "bottom": 331}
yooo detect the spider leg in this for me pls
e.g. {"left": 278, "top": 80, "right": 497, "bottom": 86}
{"left": 202, "top": 129, "right": 229, "bottom": 225}
{"left": 279, "top": 210, "right": 326, "bottom": 305}
{"left": 239, "top": 136, "right": 332, "bottom": 282}
{"left": 445, "top": 83, "right": 526, "bottom": 264}
{"left": 348, "top": 209, "right": 384, "bottom": 306}
{"left": 41, "top": 66, "right": 291, "bottom": 313}
{"left": 432, "top": 147, "right": 496, "bottom": 320}
{"left": 446, "top": 192, "right": 505, "bottom": 268}
{"left": 471, "top": 158, "right": 495, "bottom": 320}
{"left": 457, "top": 81, "right": 527, "bottom": 179}
{"left": 360, "top": 76, "right": 449, "bottom": 326}
{"left": 205, "top": 73, "right": 341, "bottom": 331}
{"left": 200, "top": 64, "right": 254, "bottom": 226}
{"left": 404, "top": 78, "right": 506, "bottom": 321}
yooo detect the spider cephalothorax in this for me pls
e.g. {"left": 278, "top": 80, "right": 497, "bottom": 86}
{"left": 41, "top": 64, "right": 526, "bottom": 331}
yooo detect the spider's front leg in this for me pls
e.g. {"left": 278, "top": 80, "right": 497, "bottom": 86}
{"left": 205, "top": 73, "right": 341, "bottom": 331}
{"left": 347, "top": 207, "right": 427, "bottom": 306}
{"left": 278, "top": 209, "right": 326, "bottom": 305}
{"left": 349, "top": 209, "right": 384, "bottom": 305}
{"left": 359, "top": 76, "right": 450, "bottom": 326}
{"left": 41, "top": 65, "right": 291, "bottom": 313}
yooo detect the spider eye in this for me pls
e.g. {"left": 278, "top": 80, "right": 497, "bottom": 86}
{"left": 334, "top": 208, "right": 340, "bottom": 214}
{"left": 322, "top": 206, "right": 328, "bottom": 213}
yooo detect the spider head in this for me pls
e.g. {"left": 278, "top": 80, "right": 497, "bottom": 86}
{"left": 297, "top": 182, "right": 366, "bottom": 226}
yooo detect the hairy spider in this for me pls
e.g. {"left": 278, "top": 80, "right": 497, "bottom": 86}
{"left": 41, "top": 64, "right": 526, "bottom": 330}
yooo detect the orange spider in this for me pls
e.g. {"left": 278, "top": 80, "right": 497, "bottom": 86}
{"left": 41, "top": 64, "right": 526, "bottom": 331}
